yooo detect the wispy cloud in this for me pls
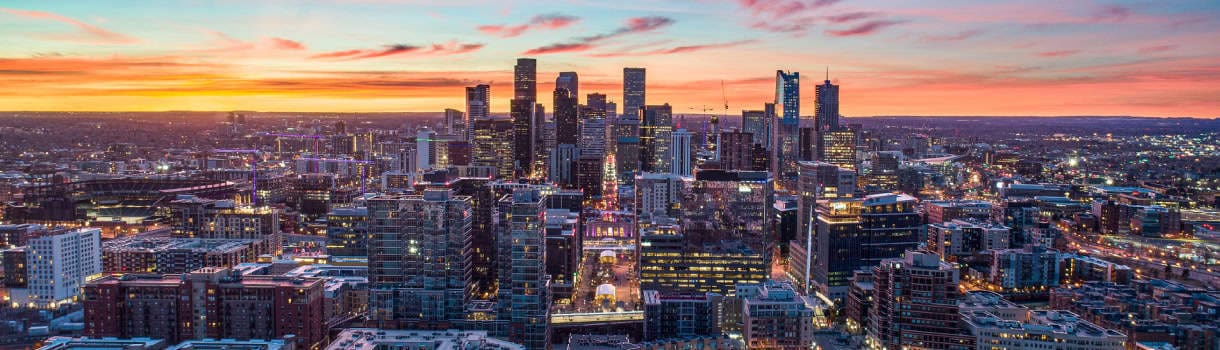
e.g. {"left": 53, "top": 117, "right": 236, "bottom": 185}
{"left": 478, "top": 13, "right": 579, "bottom": 38}
{"left": 825, "top": 20, "right": 904, "bottom": 37}
{"left": 196, "top": 30, "right": 306, "bottom": 52}
{"left": 524, "top": 16, "right": 674, "bottom": 55}
{"left": 1137, "top": 44, "right": 1176, "bottom": 54}
{"left": 825, "top": 11, "right": 880, "bottom": 23}
{"left": 1, "top": 7, "right": 138, "bottom": 44}
{"left": 311, "top": 41, "right": 483, "bottom": 60}
{"left": 587, "top": 39, "right": 756, "bottom": 57}
{"left": 1037, "top": 49, "right": 1081, "bottom": 57}
{"left": 922, "top": 29, "right": 984, "bottom": 42}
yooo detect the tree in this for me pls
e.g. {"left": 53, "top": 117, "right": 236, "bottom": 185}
{"left": 1164, "top": 264, "right": 1172, "bottom": 278}
{"left": 1182, "top": 268, "right": 1190, "bottom": 279}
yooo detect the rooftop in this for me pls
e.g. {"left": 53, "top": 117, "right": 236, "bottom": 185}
{"left": 326, "top": 328, "right": 523, "bottom": 350}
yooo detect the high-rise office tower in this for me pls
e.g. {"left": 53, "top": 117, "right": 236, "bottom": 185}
{"left": 548, "top": 143, "right": 578, "bottom": 187}
{"left": 606, "top": 101, "right": 617, "bottom": 122}
{"left": 670, "top": 129, "right": 692, "bottom": 176}
{"left": 465, "top": 84, "right": 489, "bottom": 142}
{"left": 556, "top": 72, "right": 579, "bottom": 103}
{"left": 472, "top": 118, "right": 515, "bottom": 179}
{"left": 574, "top": 155, "right": 604, "bottom": 199}
{"left": 719, "top": 130, "right": 762, "bottom": 171}
{"left": 613, "top": 118, "right": 640, "bottom": 183}
{"left": 812, "top": 193, "right": 921, "bottom": 303}
{"left": 580, "top": 93, "right": 608, "bottom": 158}
{"left": 818, "top": 129, "right": 858, "bottom": 171}
{"left": 640, "top": 104, "right": 673, "bottom": 173}
{"left": 586, "top": 92, "right": 606, "bottom": 113}
{"left": 511, "top": 99, "right": 535, "bottom": 178}
{"left": 553, "top": 88, "right": 579, "bottom": 146}
{"left": 466, "top": 84, "right": 490, "bottom": 120}
{"left": 682, "top": 170, "right": 774, "bottom": 257}
{"left": 742, "top": 109, "right": 769, "bottom": 149}
{"left": 775, "top": 71, "right": 801, "bottom": 189}
{"left": 868, "top": 251, "right": 973, "bottom": 350}
{"left": 444, "top": 108, "right": 465, "bottom": 141}
{"left": 368, "top": 190, "right": 472, "bottom": 329}
{"left": 815, "top": 72, "right": 839, "bottom": 132}
{"left": 623, "top": 68, "right": 646, "bottom": 120}
{"left": 514, "top": 58, "right": 537, "bottom": 101}
{"left": 798, "top": 127, "right": 817, "bottom": 161}
{"left": 496, "top": 189, "right": 550, "bottom": 350}
{"left": 789, "top": 161, "right": 852, "bottom": 294}
{"left": 533, "top": 103, "right": 548, "bottom": 177}
{"left": 511, "top": 58, "right": 538, "bottom": 178}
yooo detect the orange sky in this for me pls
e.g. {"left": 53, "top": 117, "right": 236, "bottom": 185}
{"left": 1, "top": 1, "right": 1218, "bottom": 117}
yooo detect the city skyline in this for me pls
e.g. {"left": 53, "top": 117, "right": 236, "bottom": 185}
{"left": 1, "top": 0, "right": 1219, "bottom": 117}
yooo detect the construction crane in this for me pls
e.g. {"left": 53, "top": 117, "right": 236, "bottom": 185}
{"left": 297, "top": 157, "right": 374, "bottom": 195}
{"left": 212, "top": 149, "right": 262, "bottom": 205}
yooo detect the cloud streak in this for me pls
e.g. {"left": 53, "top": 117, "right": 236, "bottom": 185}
{"left": 312, "top": 41, "right": 483, "bottom": 60}
{"left": 1037, "top": 49, "right": 1081, "bottom": 57}
{"left": 1, "top": 7, "right": 138, "bottom": 44}
{"left": 922, "top": 29, "right": 984, "bottom": 42}
{"left": 825, "top": 20, "right": 904, "bottom": 37}
{"left": 587, "top": 40, "right": 757, "bottom": 57}
{"left": 478, "top": 14, "right": 579, "bottom": 38}
{"left": 524, "top": 16, "right": 674, "bottom": 55}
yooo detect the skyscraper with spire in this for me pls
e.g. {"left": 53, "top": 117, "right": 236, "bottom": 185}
{"left": 815, "top": 68, "right": 839, "bottom": 132}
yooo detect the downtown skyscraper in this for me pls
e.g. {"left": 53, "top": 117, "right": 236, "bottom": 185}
{"left": 512, "top": 58, "right": 537, "bottom": 178}
{"left": 465, "top": 84, "right": 490, "bottom": 120}
{"left": 775, "top": 70, "right": 801, "bottom": 189}
{"left": 623, "top": 68, "right": 646, "bottom": 120}
{"left": 640, "top": 104, "right": 673, "bottom": 173}
{"left": 556, "top": 72, "right": 579, "bottom": 103}
{"left": 815, "top": 73, "right": 840, "bottom": 132}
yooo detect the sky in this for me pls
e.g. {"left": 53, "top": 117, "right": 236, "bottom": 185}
{"left": 1, "top": 0, "right": 1218, "bottom": 117}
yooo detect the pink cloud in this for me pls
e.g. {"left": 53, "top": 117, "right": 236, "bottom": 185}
{"left": 587, "top": 40, "right": 757, "bottom": 57}
{"left": 266, "top": 37, "right": 306, "bottom": 50}
{"left": 479, "top": 14, "right": 579, "bottom": 38}
{"left": 922, "top": 29, "right": 984, "bottom": 42}
{"left": 523, "top": 16, "right": 674, "bottom": 55}
{"left": 825, "top": 11, "right": 880, "bottom": 23}
{"left": 1037, "top": 50, "right": 1081, "bottom": 57}
{"left": 1, "top": 7, "right": 138, "bottom": 44}
{"left": 312, "top": 41, "right": 484, "bottom": 60}
{"left": 1137, "top": 45, "right": 1176, "bottom": 54}
{"left": 825, "top": 20, "right": 903, "bottom": 37}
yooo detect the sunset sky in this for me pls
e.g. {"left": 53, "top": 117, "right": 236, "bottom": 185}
{"left": 1, "top": 0, "right": 1218, "bottom": 117}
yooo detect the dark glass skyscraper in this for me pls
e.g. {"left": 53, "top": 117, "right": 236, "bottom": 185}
{"left": 640, "top": 104, "right": 673, "bottom": 173}
{"left": 556, "top": 72, "right": 578, "bottom": 103}
{"left": 512, "top": 58, "right": 537, "bottom": 178}
{"left": 623, "top": 67, "right": 646, "bottom": 120}
{"left": 815, "top": 75, "right": 839, "bottom": 132}
{"left": 553, "top": 87, "right": 579, "bottom": 146}
{"left": 514, "top": 58, "right": 537, "bottom": 101}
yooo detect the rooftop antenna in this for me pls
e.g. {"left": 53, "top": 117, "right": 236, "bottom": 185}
{"left": 825, "top": 65, "right": 829, "bottom": 82}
